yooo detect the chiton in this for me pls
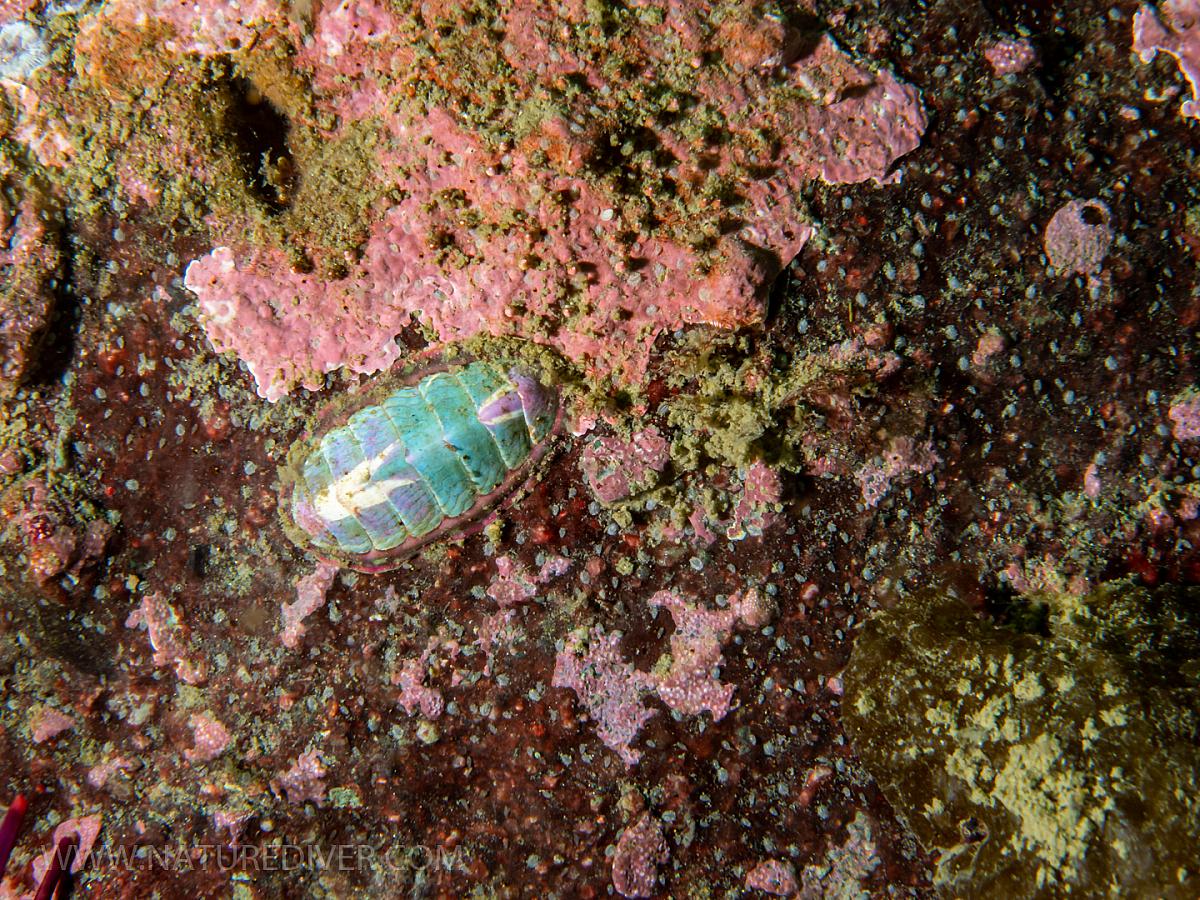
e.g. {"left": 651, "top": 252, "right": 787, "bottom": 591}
{"left": 279, "top": 355, "right": 559, "bottom": 571}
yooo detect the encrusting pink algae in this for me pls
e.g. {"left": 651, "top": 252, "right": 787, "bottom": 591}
{"left": 179, "top": 0, "right": 926, "bottom": 399}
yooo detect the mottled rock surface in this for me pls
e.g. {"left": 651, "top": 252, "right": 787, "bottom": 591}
{"left": 844, "top": 581, "right": 1200, "bottom": 897}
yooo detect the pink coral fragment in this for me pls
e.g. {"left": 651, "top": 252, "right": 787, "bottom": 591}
{"left": 555, "top": 589, "right": 770, "bottom": 763}
{"left": 983, "top": 37, "right": 1037, "bottom": 75}
{"left": 689, "top": 462, "right": 785, "bottom": 547}
{"left": 30, "top": 814, "right": 101, "bottom": 883}
{"left": 475, "top": 609, "right": 517, "bottom": 676}
{"left": 581, "top": 428, "right": 671, "bottom": 504}
{"left": 611, "top": 813, "right": 669, "bottom": 899}
{"left": 276, "top": 750, "right": 327, "bottom": 806}
{"left": 726, "top": 462, "right": 784, "bottom": 540}
{"left": 184, "top": 713, "right": 232, "bottom": 763}
{"left": 393, "top": 656, "right": 444, "bottom": 719}
{"left": 746, "top": 858, "right": 800, "bottom": 896}
{"left": 486, "top": 553, "right": 570, "bottom": 607}
{"left": 86, "top": 757, "right": 136, "bottom": 789}
{"left": 1169, "top": 391, "right": 1200, "bottom": 440}
{"left": 647, "top": 589, "right": 768, "bottom": 720}
{"left": 212, "top": 808, "right": 252, "bottom": 844}
{"left": 857, "top": 436, "right": 939, "bottom": 509}
{"left": 971, "top": 331, "right": 1007, "bottom": 369}
{"left": 486, "top": 555, "right": 539, "bottom": 608}
{"left": 281, "top": 560, "right": 339, "bottom": 648}
{"left": 29, "top": 706, "right": 74, "bottom": 744}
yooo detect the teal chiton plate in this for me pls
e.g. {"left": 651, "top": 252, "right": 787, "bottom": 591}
{"left": 279, "top": 355, "right": 559, "bottom": 571}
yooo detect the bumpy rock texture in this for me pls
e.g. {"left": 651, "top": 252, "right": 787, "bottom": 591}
{"left": 843, "top": 581, "right": 1200, "bottom": 897}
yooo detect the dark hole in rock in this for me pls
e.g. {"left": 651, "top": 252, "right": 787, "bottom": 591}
{"left": 959, "top": 816, "right": 989, "bottom": 844}
{"left": 19, "top": 215, "right": 73, "bottom": 392}
{"left": 586, "top": 124, "right": 663, "bottom": 194}
{"left": 1080, "top": 204, "right": 1107, "bottom": 227}
{"left": 982, "top": 580, "right": 1049, "bottom": 636}
{"left": 187, "top": 544, "right": 209, "bottom": 579}
{"left": 980, "top": 0, "right": 1062, "bottom": 31}
{"left": 225, "top": 75, "right": 295, "bottom": 213}
{"left": 839, "top": 83, "right": 873, "bottom": 102}
{"left": 765, "top": 261, "right": 792, "bottom": 322}
{"left": 982, "top": 1, "right": 1081, "bottom": 94}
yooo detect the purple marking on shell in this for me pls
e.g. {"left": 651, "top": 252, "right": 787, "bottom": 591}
{"left": 478, "top": 390, "right": 524, "bottom": 427}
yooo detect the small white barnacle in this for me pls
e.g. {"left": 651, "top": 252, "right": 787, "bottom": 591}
{"left": 0, "top": 21, "right": 47, "bottom": 86}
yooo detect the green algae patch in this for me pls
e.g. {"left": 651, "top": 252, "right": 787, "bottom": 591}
{"left": 843, "top": 581, "right": 1200, "bottom": 898}
{"left": 662, "top": 330, "right": 879, "bottom": 475}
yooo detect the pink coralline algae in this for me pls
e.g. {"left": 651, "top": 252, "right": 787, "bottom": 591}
{"left": 125, "top": 592, "right": 207, "bottom": 685}
{"left": 581, "top": 428, "right": 671, "bottom": 504}
{"left": 275, "top": 750, "right": 327, "bottom": 807}
{"left": 182, "top": 1, "right": 926, "bottom": 400}
{"left": 212, "top": 808, "right": 252, "bottom": 845}
{"left": 745, "top": 858, "right": 800, "bottom": 896}
{"left": 393, "top": 654, "right": 445, "bottom": 720}
{"left": 983, "top": 37, "right": 1038, "bottom": 75}
{"left": 648, "top": 588, "right": 771, "bottom": 719}
{"left": 280, "top": 560, "right": 340, "bottom": 648}
{"left": 553, "top": 626, "right": 657, "bottom": 767}
{"left": 486, "top": 555, "right": 539, "bottom": 608}
{"left": 29, "top": 814, "right": 101, "bottom": 885}
{"left": 486, "top": 553, "right": 572, "bottom": 606}
{"left": 80, "top": 0, "right": 277, "bottom": 58}
{"left": 688, "top": 462, "right": 785, "bottom": 546}
{"left": 184, "top": 713, "right": 232, "bottom": 763}
{"left": 724, "top": 462, "right": 784, "bottom": 540}
{"left": 1134, "top": 0, "right": 1200, "bottom": 119}
{"left": 86, "top": 756, "right": 136, "bottom": 790}
{"left": 857, "top": 436, "right": 939, "bottom": 509}
{"left": 1169, "top": 390, "right": 1200, "bottom": 440}
{"left": 475, "top": 609, "right": 518, "bottom": 676}
{"left": 798, "top": 764, "right": 835, "bottom": 807}
{"left": 611, "top": 813, "right": 669, "bottom": 899}
{"left": 1043, "top": 199, "right": 1114, "bottom": 278}
{"left": 971, "top": 330, "right": 1008, "bottom": 369}
{"left": 28, "top": 706, "right": 74, "bottom": 744}
{"left": 554, "top": 589, "right": 770, "bottom": 763}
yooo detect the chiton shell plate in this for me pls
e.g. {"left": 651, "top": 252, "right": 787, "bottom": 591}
{"left": 279, "top": 353, "right": 560, "bottom": 572}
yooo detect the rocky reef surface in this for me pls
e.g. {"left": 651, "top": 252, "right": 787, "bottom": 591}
{"left": 0, "top": 0, "right": 1197, "bottom": 897}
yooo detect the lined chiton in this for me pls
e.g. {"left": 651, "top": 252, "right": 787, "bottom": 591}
{"left": 280, "top": 357, "right": 559, "bottom": 571}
